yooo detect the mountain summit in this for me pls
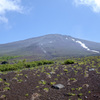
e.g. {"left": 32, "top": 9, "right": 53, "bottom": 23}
{"left": 0, "top": 34, "right": 100, "bottom": 58}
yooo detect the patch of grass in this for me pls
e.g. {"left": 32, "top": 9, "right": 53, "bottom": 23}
{"left": 67, "top": 93, "right": 76, "bottom": 96}
{"left": 4, "top": 82, "right": 10, "bottom": 86}
{"left": 25, "top": 94, "right": 29, "bottom": 97}
{"left": 0, "top": 78, "right": 3, "bottom": 82}
{"left": 24, "top": 74, "right": 28, "bottom": 78}
{"left": 63, "top": 69, "right": 68, "bottom": 72}
{"left": 70, "top": 78, "right": 76, "bottom": 81}
{"left": 3, "top": 87, "right": 10, "bottom": 91}
{"left": 57, "top": 74, "right": 60, "bottom": 77}
{"left": 88, "top": 91, "right": 91, "bottom": 93}
{"left": 50, "top": 82, "right": 56, "bottom": 85}
{"left": 17, "top": 79, "right": 23, "bottom": 83}
{"left": 71, "top": 88, "right": 75, "bottom": 91}
{"left": 36, "top": 86, "right": 39, "bottom": 88}
{"left": 78, "top": 93, "right": 83, "bottom": 96}
{"left": 0, "top": 56, "right": 20, "bottom": 62}
{"left": 39, "top": 80, "right": 46, "bottom": 85}
{"left": 54, "top": 78, "right": 58, "bottom": 80}
{"left": 78, "top": 98, "right": 82, "bottom": 100}
{"left": 43, "top": 88, "right": 49, "bottom": 92}
{"left": 78, "top": 87, "right": 82, "bottom": 91}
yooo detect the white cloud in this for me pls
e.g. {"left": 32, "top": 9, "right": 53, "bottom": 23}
{"left": 0, "top": 16, "right": 8, "bottom": 23}
{"left": 74, "top": 0, "right": 100, "bottom": 13}
{"left": 0, "top": 0, "right": 23, "bottom": 23}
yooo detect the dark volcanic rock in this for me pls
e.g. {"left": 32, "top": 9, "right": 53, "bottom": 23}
{"left": 1, "top": 61, "right": 8, "bottom": 64}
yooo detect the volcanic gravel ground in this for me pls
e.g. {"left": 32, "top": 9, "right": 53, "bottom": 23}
{"left": 0, "top": 62, "right": 100, "bottom": 100}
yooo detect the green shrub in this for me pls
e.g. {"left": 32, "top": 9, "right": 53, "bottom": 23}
{"left": 35, "top": 61, "right": 43, "bottom": 66}
{"left": 63, "top": 59, "right": 74, "bottom": 64}
{"left": 0, "top": 60, "right": 54, "bottom": 72}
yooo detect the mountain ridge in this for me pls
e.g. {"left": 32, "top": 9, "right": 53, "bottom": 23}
{"left": 1, "top": 34, "right": 100, "bottom": 45}
{"left": 0, "top": 34, "right": 100, "bottom": 58}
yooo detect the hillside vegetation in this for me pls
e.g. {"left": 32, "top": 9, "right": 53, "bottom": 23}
{"left": 0, "top": 56, "right": 19, "bottom": 62}
{"left": 0, "top": 59, "right": 54, "bottom": 72}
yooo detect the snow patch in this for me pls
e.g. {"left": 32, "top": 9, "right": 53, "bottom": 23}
{"left": 43, "top": 49, "right": 47, "bottom": 53}
{"left": 71, "top": 39, "right": 99, "bottom": 53}
{"left": 66, "top": 37, "right": 68, "bottom": 39}
{"left": 72, "top": 39, "right": 75, "bottom": 41}
{"left": 90, "top": 50, "right": 99, "bottom": 53}
{"left": 41, "top": 47, "right": 47, "bottom": 53}
{"left": 76, "top": 40, "right": 90, "bottom": 51}
{"left": 39, "top": 43, "right": 47, "bottom": 53}
{"left": 75, "top": 40, "right": 99, "bottom": 53}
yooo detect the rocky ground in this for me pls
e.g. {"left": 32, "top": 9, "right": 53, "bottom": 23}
{"left": 0, "top": 57, "right": 100, "bottom": 100}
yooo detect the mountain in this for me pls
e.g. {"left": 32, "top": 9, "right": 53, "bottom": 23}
{"left": 0, "top": 34, "right": 100, "bottom": 58}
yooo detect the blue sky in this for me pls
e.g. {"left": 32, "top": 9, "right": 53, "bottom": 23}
{"left": 0, "top": 0, "right": 100, "bottom": 44}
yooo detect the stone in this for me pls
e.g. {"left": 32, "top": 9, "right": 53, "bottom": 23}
{"left": 47, "top": 74, "right": 51, "bottom": 78}
{"left": 85, "top": 96, "right": 88, "bottom": 99}
{"left": 31, "top": 93, "right": 40, "bottom": 100}
{"left": 1, "top": 61, "right": 8, "bottom": 64}
{"left": 85, "top": 73, "right": 89, "bottom": 78}
{"left": 89, "top": 68, "right": 95, "bottom": 71}
{"left": 0, "top": 95, "right": 6, "bottom": 99}
{"left": 50, "top": 72, "right": 55, "bottom": 74}
{"left": 82, "top": 84, "right": 89, "bottom": 88}
{"left": 3, "top": 78, "right": 7, "bottom": 81}
{"left": 51, "top": 84, "right": 65, "bottom": 89}
{"left": 67, "top": 82, "right": 71, "bottom": 86}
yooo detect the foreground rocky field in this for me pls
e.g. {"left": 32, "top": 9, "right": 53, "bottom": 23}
{"left": 0, "top": 56, "right": 100, "bottom": 100}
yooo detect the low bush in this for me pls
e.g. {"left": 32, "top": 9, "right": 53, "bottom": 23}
{"left": 63, "top": 59, "right": 74, "bottom": 64}
{"left": 0, "top": 60, "right": 54, "bottom": 72}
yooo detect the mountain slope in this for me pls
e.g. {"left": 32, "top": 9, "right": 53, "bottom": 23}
{"left": 0, "top": 34, "right": 100, "bottom": 58}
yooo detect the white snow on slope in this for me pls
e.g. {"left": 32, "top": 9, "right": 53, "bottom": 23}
{"left": 39, "top": 43, "right": 47, "bottom": 53}
{"left": 72, "top": 39, "right": 75, "bottom": 41}
{"left": 71, "top": 39, "right": 100, "bottom": 53}
{"left": 66, "top": 37, "right": 68, "bottom": 39}
{"left": 41, "top": 47, "right": 47, "bottom": 53}
{"left": 90, "top": 50, "right": 99, "bottom": 53}
{"left": 42, "top": 48, "right": 47, "bottom": 53}
{"left": 76, "top": 40, "right": 90, "bottom": 51}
